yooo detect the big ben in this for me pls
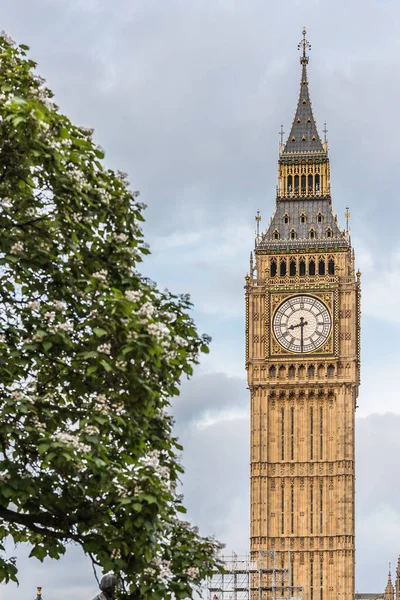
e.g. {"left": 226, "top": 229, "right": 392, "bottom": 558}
{"left": 246, "top": 29, "right": 361, "bottom": 600}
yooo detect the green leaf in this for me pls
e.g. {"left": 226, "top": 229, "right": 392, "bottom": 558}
{"left": 93, "top": 327, "right": 107, "bottom": 337}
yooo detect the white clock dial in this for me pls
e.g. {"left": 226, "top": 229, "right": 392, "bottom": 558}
{"left": 273, "top": 295, "right": 331, "bottom": 353}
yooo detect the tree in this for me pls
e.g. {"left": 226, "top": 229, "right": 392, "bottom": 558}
{"left": 0, "top": 32, "right": 221, "bottom": 598}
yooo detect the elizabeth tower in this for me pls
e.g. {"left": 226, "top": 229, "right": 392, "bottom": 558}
{"left": 246, "top": 30, "right": 361, "bottom": 600}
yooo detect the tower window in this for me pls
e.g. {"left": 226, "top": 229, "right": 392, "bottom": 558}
{"left": 288, "top": 365, "right": 295, "bottom": 378}
{"left": 307, "top": 117, "right": 311, "bottom": 123}
{"left": 299, "top": 259, "right": 306, "bottom": 276}
{"left": 309, "top": 229, "right": 316, "bottom": 239}
{"left": 301, "top": 174, "right": 306, "bottom": 192}
{"left": 269, "top": 365, "right": 276, "bottom": 378}
{"left": 302, "top": 136, "right": 306, "bottom": 141}
{"left": 274, "top": 229, "right": 280, "bottom": 240}
{"left": 327, "top": 364, "right": 335, "bottom": 378}
{"left": 290, "top": 259, "right": 296, "bottom": 276}
{"left": 312, "top": 136, "right": 316, "bottom": 141}
{"left": 310, "top": 406, "right": 314, "bottom": 461}
{"left": 292, "top": 137, "right": 296, "bottom": 142}
{"left": 328, "top": 259, "right": 335, "bottom": 275}
{"left": 326, "top": 228, "right": 333, "bottom": 238}
{"left": 280, "top": 260, "right": 287, "bottom": 276}
{"left": 317, "top": 213, "right": 323, "bottom": 223}
{"left": 291, "top": 406, "right": 295, "bottom": 461}
{"left": 271, "top": 259, "right": 277, "bottom": 277}
{"left": 302, "top": 99, "right": 306, "bottom": 104}
{"left": 290, "top": 229, "right": 297, "bottom": 240}
{"left": 309, "top": 259, "right": 316, "bottom": 276}
{"left": 291, "top": 483, "right": 295, "bottom": 533}
{"left": 308, "top": 364, "right": 315, "bottom": 377}
{"left": 283, "top": 214, "right": 289, "bottom": 224}
{"left": 320, "top": 407, "right": 323, "bottom": 461}
{"left": 300, "top": 213, "right": 306, "bottom": 224}
{"left": 297, "top": 118, "right": 301, "bottom": 123}
{"left": 318, "top": 259, "right": 325, "bottom": 275}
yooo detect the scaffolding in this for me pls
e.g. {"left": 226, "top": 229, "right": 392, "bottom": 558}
{"left": 207, "top": 550, "right": 304, "bottom": 600}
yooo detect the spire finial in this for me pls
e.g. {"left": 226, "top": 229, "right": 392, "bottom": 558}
{"left": 255, "top": 210, "right": 261, "bottom": 247}
{"left": 279, "top": 124, "right": 285, "bottom": 145}
{"left": 298, "top": 27, "right": 311, "bottom": 65}
{"left": 345, "top": 207, "right": 350, "bottom": 233}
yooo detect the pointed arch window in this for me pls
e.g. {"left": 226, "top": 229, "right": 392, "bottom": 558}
{"left": 309, "top": 259, "right": 316, "bottom": 276}
{"left": 318, "top": 259, "right": 325, "bottom": 276}
{"left": 317, "top": 213, "right": 323, "bottom": 224}
{"left": 290, "top": 259, "right": 296, "bottom": 276}
{"left": 309, "top": 229, "right": 316, "bottom": 240}
{"left": 328, "top": 259, "right": 335, "bottom": 275}
{"left": 269, "top": 365, "right": 276, "bottom": 378}
{"left": 274, "top": 229, "right": 280, "bottom": 240}
{"left": 301, "top": 174, "right": 306, "bottom": 193}
{"left": 315, "top": 175, "right": 320, "bottom": 195}
{"left": 290, "top": 229, "right": 297, "bottom": 240}
{"left": 308, "top": 365, "right": 315, "bottom": 378}
{"left": 297, "top": 118, "right": 301, "bottom": 123}
{"left": 294, "top": 175, "right": 299, "bottom": 193}
{"left": 288, "top": 175, "right": 293, "bottom": 194}
{"left": 280, "top": 259, "right": 287, "bottom": 276}
{"left": 288, "top": 365, "right": 295, "bottom": 378}
{"left": 300, "top": 213, "right": 307, "bottom": 224}
{"left": 270, "top": 258, "right": 277, "bottom": 277}
{"left": 299, "top": 258, "right": 306, "bottom": 276}
{"left": 327, "top": 364, "right": 335, "bottom": 378}
{"left": 326, "top": 228, "right": 333, "bottom": 238}
{"left": 283, "top": 214, "right": 289, "bottom": 224}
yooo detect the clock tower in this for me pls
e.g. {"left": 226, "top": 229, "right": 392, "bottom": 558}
{"left": 246, "top": 29, "right": 361, "bottom": 600}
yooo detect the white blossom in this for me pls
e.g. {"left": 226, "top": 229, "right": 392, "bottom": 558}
{"left": 139, "top": 302, "right": 156, "bottom": 319}
{"left": 0, "top": 198, "right": 12, "bottom": 209}
{"left": 0, "top": 334, "right": 6, "bottom": 343}
{"left": 27, "top": 300, "right": 41, "bottom": 311}
{"left": 11, "top": 391, "right": 23, "bottom": 401}
{"left": 185, "top": 566, "right": 200, "bottom": 579}
{"left": 55, "top": 431, "right": 90, "bottom": 453}
{"left": 93, "top": 269, "right": 108, "bottom": 282}
{"left": 125, "top": 290, "right": 142, "bottom": 302}
{"left": 147, "top": 322, "right": 170, "bottom": 342}
{"left": 44, "top": 311, "right": 56, "bottom": 322}
{"left": 52, "top": 321, "right": 74, "bottom": 333}
{"left": 10, "top": 241, "right": 24, "bottom": 255}
{"left": 112, "top": 232, "right": 128, "bottom": 243}
{"left": 98, "top": 343, "right": 111, "bottom": 355}
{"left": 53, "top": 300, "right": 66, "bottom": 311}
{"left": 174, "top": 336, "right": 186, "bottom": 348}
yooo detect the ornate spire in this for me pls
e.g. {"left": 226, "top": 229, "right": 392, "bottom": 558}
{"left": 385, "top": 565, "right": 395, "bottom": 600}
{"left": 281, "top": 27, "right": 325, "bottom": 156}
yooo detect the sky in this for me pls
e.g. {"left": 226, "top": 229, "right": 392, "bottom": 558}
{"left": 1, "top": 0, "right": 400, "bottom": 598}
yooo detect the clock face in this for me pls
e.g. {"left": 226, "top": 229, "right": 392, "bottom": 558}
{"left": 272, "top": 295, "right": 331, "bottom": 353}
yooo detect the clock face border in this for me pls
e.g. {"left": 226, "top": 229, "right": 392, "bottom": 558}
{"left": 272, "top": 294, "right": 331, "bottom": 354}
{"left": 267, "top": 290, "right": 337, "bottom": 358}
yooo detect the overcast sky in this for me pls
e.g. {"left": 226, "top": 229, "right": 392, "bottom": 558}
{"left": 1, "top": 1, "right": 400, "bottom": 598}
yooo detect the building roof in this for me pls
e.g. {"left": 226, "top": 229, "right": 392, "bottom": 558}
{"left": 281, "top": 29, "right": 325, "bottom": 156}
{"left": 256, "top": 197, "right": 349, "bottom": 251}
